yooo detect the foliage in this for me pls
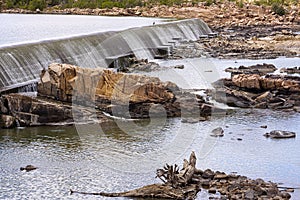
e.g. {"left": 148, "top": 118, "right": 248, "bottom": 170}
{"left": 237, "top": 0, "right": 244, "bottom": 8}
{"left": 28, "top": 0, "right": 46, "bottom": 10}
{"left": 0, "top": 0, "right": 298, "bottom": 10}
{"left": 271, "top": 2, "right": 286, "bottom": 15}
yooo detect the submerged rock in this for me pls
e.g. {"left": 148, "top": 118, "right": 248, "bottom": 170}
{"left": 210, "top": 127, "right": 224, "bottom": 137}
{"left": 264, "top": 130, "right": 296, "bottom": 139}
{"left": 20, "top": 165, "right": 37, "bottom": 172}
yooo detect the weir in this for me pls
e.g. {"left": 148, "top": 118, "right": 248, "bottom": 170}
{"left": 0, "top": 18, "right": 211, "bottom": 92}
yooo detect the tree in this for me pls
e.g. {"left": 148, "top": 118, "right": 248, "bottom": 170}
{"left": 28, "top": 0, "right": 46, "bottom": 10}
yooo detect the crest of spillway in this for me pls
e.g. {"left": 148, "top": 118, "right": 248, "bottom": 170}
{"left": 0, "top": 18, "right": 211, "bottom": 92}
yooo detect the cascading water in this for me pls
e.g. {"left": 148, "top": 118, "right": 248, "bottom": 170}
{"left": 0, "top": 18, "right": 211, "bottom": 92}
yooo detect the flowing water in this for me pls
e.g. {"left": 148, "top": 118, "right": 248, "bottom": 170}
{"left": 0, "top": 14, "right": 210, "bottom": 91}
{"left": 0, "top": 14, "right": 299, "bottom": 199}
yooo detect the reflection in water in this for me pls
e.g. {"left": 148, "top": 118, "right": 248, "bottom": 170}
{"left": 1, "top": 57, "right": 300, "bottom": 199}
{"left": 1, "top": 109, "right": 299, "bottom": 199}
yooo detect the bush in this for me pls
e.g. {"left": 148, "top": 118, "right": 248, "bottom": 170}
{"left": 272, "top": 3, "right": 286, "bottom": 16}
{"left": 28, "top": 0, "right": 46, "bottom": 11}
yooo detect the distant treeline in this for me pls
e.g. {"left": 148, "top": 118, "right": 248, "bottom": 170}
{"left": 0, "top": 0, "right": 297, "bottom": 12}
{"left": 0, "top": 0, "right": 193, "bottom": 11}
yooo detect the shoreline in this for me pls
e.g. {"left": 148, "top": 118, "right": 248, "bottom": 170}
{"left": 1, "top": 2, "right": 300, "bottom": 31}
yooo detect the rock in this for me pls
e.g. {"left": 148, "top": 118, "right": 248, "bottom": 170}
{"left": 225, "top": 63, "right": 277, "bottom": 75}
{"left": 232, "top": 74, "right": 261, "bottom": 90}
{"left": 174, "top": 65, "right": 184, "bottom": 69}
{"left": 92, "top": 152, "right": 294, "bottom": 199}
{"left": 38, "top": 63, "right": 227, "bottom": 119}
{"left": 2, "top": 94, "right": 74, "bottom": 126}
{"left": 202, "top": 169, "right": 215, "bottom": 179}
{"left": 0, "top": 97, "right": 8, "bottom": 113}
{"left": 280, "top": 192, "right": 291, "bottom": 199}
{"left": 211, "top": 73, "right": 300, "bottom": 112}
{"left": 264, "top": 130, "right": 296, "bottom": 139}
{"left": 280, "top": 67, "right": 300, "bottom": 74}
{"left": 39, "top": 63, "right": 173, "bottom": 103}
{"left": 181, "top": 118, "right": 199, "bottom": 123}
{"left": 210, "top": 127, "right": 224, "bottom": 137}
{"left": 20, "top": 165, "right": 37, "bottom": 172}
{"left": 255, "top": 91, "right": 273, "bottom": 103}
{"left": 0, "top": 114, "right": 16, "bottom": 128}
{"left": 214, "top": 172, "right": 228, "bottom": 179}
{"left": 208, "top": 188, "right": 217, "bottom": 194}
{"left": 245, "top": 189, "right": 255, "bottom": 199}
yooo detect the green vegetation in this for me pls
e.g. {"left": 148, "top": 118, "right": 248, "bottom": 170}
{"left": 0, "top": 0, "right": 298, "bottom": 11}
{"left": 271, "top": 2, "right": 286, "bottom": 15}
{"left": 0, "top": 0, "right": 211, "bottom": 10}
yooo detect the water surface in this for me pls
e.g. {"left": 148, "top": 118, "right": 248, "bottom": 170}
{"left": 0, "top": 14, "right": 165, "bottom": 47}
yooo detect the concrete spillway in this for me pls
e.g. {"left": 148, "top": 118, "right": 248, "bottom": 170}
{"left": 0, "top": 18, "right": 211, "bottom": 92}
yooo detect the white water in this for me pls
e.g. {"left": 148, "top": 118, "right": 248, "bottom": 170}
{"left": 0, "top": 17, "right": 211, "bottom": 92}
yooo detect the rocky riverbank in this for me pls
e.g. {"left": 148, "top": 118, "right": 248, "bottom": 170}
{"left": 2, "top": 2, "right": 300, "bottom": 31}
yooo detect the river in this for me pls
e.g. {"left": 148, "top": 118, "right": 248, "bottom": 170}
{"left": 0, "top": 14, "right": 299, "bottom": 199}
{"left": 0, "top": 14, "right": 165, "bottom": 47}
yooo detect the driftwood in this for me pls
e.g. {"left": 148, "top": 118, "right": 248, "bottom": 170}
{"left": 71, "top": 184, "right": 200, "bottom": 199}
{"left": 155, "top": 151, "right": 197, "bottom": 188}
{"left": 70, "top": 151, "right": 294, "bottom": 199}
{"left": 71, "top": 152, "right": 201, "bottom": 199}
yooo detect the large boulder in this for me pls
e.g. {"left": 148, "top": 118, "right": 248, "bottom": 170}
{"left": 38, "top": 63, "right": 222, "bottom": 119}
{"left": 38, "top": 63, "right": 176, "bottom": 104}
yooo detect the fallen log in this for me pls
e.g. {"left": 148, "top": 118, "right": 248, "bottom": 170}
{"left": 71, "top": 184, "right": 200, "bottom": 199}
